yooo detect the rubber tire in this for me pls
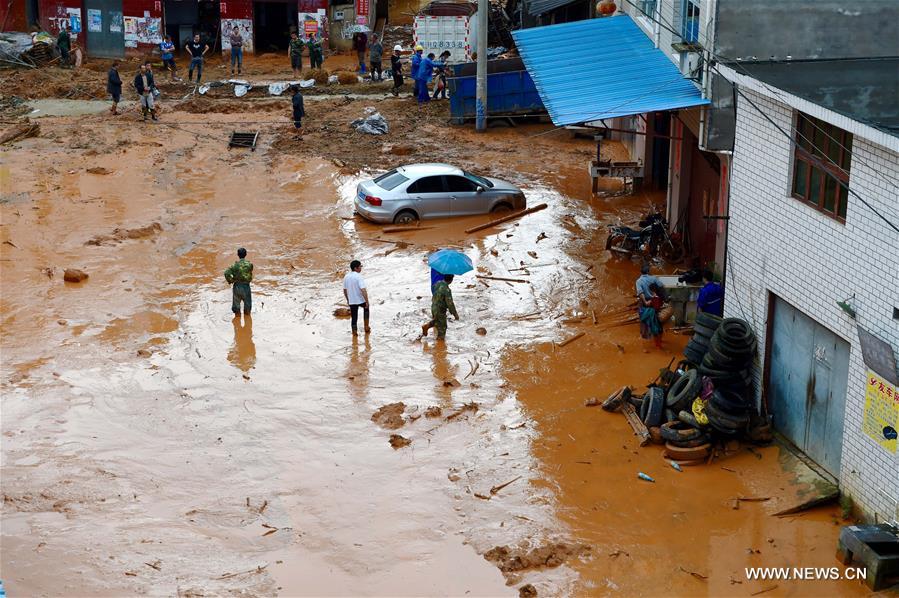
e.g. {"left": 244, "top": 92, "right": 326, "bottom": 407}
{"left": 707, "top": 343, "right": 752, "bottom": 370}
{"left": 642, "top": 387, "right": 665, "bottom": 427}
{"left": 695, "top": 312, "right": 723, "bottom": 329}
{"left": 666, "top": 369, "right": 699, "bottom": 408}
{"left": 668, "top": 434, "right": 712, "bottom": 448}
{"left": 687, "top": 337, "right": 709, "bottom": 351}
{"left": 711, "top": 388, "right": 751, "bottom": 415}
{"left": 710, "top": 333, "right": 755, "bottom": 359}
{"left": 663, "top": 442, "right": 711, "bottom": 460}
{"left": 491, "top": 202, "right": 513, "bottom": 214}
{"left": 698, "top": 364, "right": 746, "bottom": 387}
{"left": 717, "top": 318, "right": 755, "bottom": 346}
{"left": 393, "top": 210, "right": 419, "bottom": 225}
{"left": 660, "top": 420, "right": 703, "bottom": 442}
{"left": 683, "top": 345, "right": 705, "bottom": 365}
{"left": 678, "top": 410, "right": 700, "bottom": 427}
{"left": 705, "top": 400, "right": 750, "bottom": 428}
{"left": 692, "top": 322, "right": 718, "bottom": 339}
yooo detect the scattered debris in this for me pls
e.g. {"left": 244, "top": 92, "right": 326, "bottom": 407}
{"left": 490, "top": 476, "right": 522, "bottom": 495}
{"left": 218, "top": 564, "right": 268, "bottom": 579}
{"left": 637, "top": 472, "right": 655, "bottom": 483}
{"left": 371, "top": 402, "right": 406, "bottom": 429}
{"left": 351, "top": 112, "right": 389, "bottom": 135}
{"left": 85, "top": 166, "right": 113, "bottom": 175}
{"left": 751, "top": 585, "right": 778, "bottom": 596}
{"left": 62, "top": 268, "right": 88, "bottom": 283}
{"left": 442, "top": 378, "right": 462, "bottom": 387}
{"left": 557, "top": 332, "right": 585, "bottom": 347}
{"left": 484, "top": 543, "right": 589, "bottom": 573}
{"left": 519, "top": 583, "right": 538, "bottom": 597}
{"left": 333, "top": 307, "right": 351, "bottom": 318}
{"left": 446, "top": 402, "right": 479, "bottom": 420}
{"left": 584, "top": 397, "right": 601, "bottom": 407}
{"left": 424, "top": 406, "right": 442, "bottom": 418}
{"left": 388, "top": 434, "right": 411, "bottom": 449}
{"left": 476, "top": 275, "right": 530, "bottom": 284}
{"left": 679, "top": 566, "right": 708, "bottom": 581}
{"left": 0, "top": 122, "right": 39, "bottom": 145}
{"left": 464, "top": 203, "right": 549, "bottom": 234}
{"left": 476, "top": 327, "right": 487, "bottom": 335}
{"left": 536, "top": 232, "right": 547, "bottom": 243}
{"left": 86, "top": 223, "right": 162, "bottom": 246}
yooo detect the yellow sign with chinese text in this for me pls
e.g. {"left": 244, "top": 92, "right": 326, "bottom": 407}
{"left": 863, "top": 370, "right": 899, "bottom": 453}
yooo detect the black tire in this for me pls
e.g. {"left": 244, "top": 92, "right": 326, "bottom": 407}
{"left": 491, "top": 202, "right": 513, "bottom": 214}
{"left": 716, "top": 318, "right": 755, "bottom": 347}
{"left": 710, "top": 333, "right": 755, "bottom": 359}
{"left": 668, "top": 433, "right": 712, "bottom": 448}
{"left": 393, "top": 209, "right": 419, "bottom": 225}
{"left": 687, "top": 337, "right": 709, "bottom": 351}
{"left": 711, "top": 388, "right": 752, "bottom": 415}
{"left": 666, "top": 369, "right": 699, "bottom": 408}
{"left": 665, "top": 408, "right": 677, "bottom": 423}
{"left": 660, "top": 420, "right": 703, "bottom": 442}
{"left": 692, "top": 322, "right": 718, "bottom": 339}
{"left": 683, "top": 345, "right": 705, "bottom": 366}
{"left": 695, "top": 313, "right": 723, "bottom": 329}
{"left": 642, "top": 387, "right": 665, "bottom": 427}
{"left": 704, "top": 345, "right": 749, "bottom": 371}
{"left": 629, "top": 395, "right": 644, "bottom": 411}
{"left": 678, "top": 410, "right": 700, "bottom": 427}
{"left": 705, "top": 400, "right": 750, "bottom": 428}
{"left": 698, "top": 363, "right": 746, "bottom": 387}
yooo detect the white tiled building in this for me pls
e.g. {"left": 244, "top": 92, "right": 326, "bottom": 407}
{"left": 721, "top": 65, "right": 899, "bottom": 523}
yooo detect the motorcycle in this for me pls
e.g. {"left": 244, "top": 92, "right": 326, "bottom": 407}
{"left": 605, "top": 212, "right": 685, "bottom": 262}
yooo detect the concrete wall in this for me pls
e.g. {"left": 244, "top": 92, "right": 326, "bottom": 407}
{"left": 715, "top": 0, "right": 899, "bottom": 62}
{"left": 725, "top": 84, "right": 899, "bottom": 522}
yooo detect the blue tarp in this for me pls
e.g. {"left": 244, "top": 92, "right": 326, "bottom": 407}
{"left": 512, "top": 15, "right": 710, "bottom": 126}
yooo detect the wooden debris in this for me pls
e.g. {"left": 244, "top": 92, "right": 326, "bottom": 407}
{"left": 0, "top": 122, "right": 39, "bottom": 145}
{"left": 557, "top": 332, "right": 585, "bottom": 347}
{"left": 751, "top": 585, "right": 778, "bottom": 596}
{"left": 591, "top": 310, "right": 597, "bottom": 324}
{"left": 446, "top": 402, "right": 479, "bottom": 420}
{"left": 218, "top": 564, "right": 269, "bottom": 579}
{"left": 476, "top": 275, "right": 530, "bottom": 283}
{"left": 490, "top": 476, "right": 521, "bottom": 495}
{"left": 621, "top": 402, "right": 652, "bottom": 446}
{"left": 736, "top": 496, "right": 771, "bottom": 502}
{"left": 382, "top": 225, "right": 435, "bottom": 233}
{"left": 464, "top": 203, "right": 549, "bottom": 234}
{"left": 679, "top": 566, "right": 708, "bottom": 581}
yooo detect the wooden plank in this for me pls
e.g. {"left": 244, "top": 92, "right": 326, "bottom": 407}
{"left": 621, "top": 402, "right": 652, "bottom": 446}
{"left": 464, "top": 203, "right": 549, "bottom": 234}
{"left": 557, "top": 331, "right": 585, "bottom": 347}
{"left": 476, "top": 275, "right": 530, "bottom": 284}
{"left": 381, "top": 225, "right": 436, "bottom": 233}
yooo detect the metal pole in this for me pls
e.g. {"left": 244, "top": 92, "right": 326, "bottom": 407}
{"left": 475, "top": 0, "right": 488, "bottom": 131}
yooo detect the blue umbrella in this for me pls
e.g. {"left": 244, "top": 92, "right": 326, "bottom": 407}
{"left": 428, "top": 249, "right": 473, "bottom": 275}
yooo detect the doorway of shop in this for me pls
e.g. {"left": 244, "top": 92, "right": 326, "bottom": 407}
{"left": 254, "top": 0, "right": 297, "bottom": 52}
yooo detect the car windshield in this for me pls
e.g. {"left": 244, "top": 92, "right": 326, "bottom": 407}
{"left": 374, "top": 170, "right": 410, "bottom": 191}
{"left": 463, "top": 171, "right": 493, "bottom": 188}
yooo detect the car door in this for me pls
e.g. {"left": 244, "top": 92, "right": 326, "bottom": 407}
{"left": 444, "top": 175, "right": 483, "bottom": 215}
{"left": 406, "top": 175, "right": 451, "bottom": 218}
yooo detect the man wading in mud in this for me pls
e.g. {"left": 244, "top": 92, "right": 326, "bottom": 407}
{"left": 225, "top": 248, "right": 254, "bottom": 316}
{"left": 343, "top": 260, "right": 370, "bottom": 336}
{"left": 422, "top": 275, "right": 459, "bottom": 340}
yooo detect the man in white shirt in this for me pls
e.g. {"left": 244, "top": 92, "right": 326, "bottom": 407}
{"left": 343, "top": 260, "right": 370, "bottom": 336}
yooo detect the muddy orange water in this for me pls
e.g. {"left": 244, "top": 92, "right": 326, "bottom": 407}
{"left": 0, "top": 100, "right": 869, "bottom": 597}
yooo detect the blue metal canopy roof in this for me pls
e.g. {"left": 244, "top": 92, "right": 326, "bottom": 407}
{"left": 512, "top": 15, "right": 710, "bottom": 126}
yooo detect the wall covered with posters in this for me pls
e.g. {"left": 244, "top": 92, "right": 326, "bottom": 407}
{"left": 221, "top": 18, "right": 253, "bottom": 52}
{"left": 117, "top": 0, "right": 162, "bottom": 51}
{"left": 41, "top": 0, "right": 84, "bottom": 37}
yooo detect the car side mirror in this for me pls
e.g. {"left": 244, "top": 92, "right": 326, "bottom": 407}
{"left": 476, "top": 186, "right": 485, "bottom": 193}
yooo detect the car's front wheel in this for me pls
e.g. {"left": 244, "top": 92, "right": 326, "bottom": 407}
{"left": 491, "top": 202, "right": 513, "bottom": 215}
{"left": 393, "top": 209, "right": 419, "bottom": 225}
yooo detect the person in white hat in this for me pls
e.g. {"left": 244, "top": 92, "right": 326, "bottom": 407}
{"left": 390, "top": 45, "right": 404, "bottom": 96}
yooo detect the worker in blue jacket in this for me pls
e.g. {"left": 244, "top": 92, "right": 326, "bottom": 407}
{"left": 416, "top": 52, "right": 439, "bottom": 104}
{"left": 410, "top": 45, "right": 423, "bottom": 98}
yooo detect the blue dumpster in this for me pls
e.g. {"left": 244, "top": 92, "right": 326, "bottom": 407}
{"left": 447, "top": 57, "right": 545, "bottom": 124}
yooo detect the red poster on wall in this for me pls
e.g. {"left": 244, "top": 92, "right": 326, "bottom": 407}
{"left": 355, "top": 0, "right": 369, "bottom": 18}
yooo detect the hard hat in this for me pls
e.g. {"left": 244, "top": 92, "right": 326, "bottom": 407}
{"left": 394, "top": 44, "right": 403, "bottom": 51}
{"left": 415, "top": 44, "right": 423, "bottom": 51}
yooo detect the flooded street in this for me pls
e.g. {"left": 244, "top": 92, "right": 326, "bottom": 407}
{"left": 1, "top": 96, "right": 863, "bottom": 596}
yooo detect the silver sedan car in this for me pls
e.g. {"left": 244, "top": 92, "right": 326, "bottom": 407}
{"left": 354, "top": 163, "right": 527, "bottom": 224}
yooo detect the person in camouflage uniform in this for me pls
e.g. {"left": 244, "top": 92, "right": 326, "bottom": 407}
{"left": 307, "top": 34, "right": 324, "bottom": 70}
{"left": 224, "top": 247, "right": 253, "bottom": 315}
{"left": 422, "top": 274, "right": 459, "bottom": 340}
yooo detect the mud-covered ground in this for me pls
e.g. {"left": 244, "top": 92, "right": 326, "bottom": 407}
{"left": 0, "top": 66, "right": 869, "bottom": 597}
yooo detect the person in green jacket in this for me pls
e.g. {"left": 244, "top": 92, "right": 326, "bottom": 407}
{"left": 57, "top": 23, "right": 71, "bottom": 66}
{"left": 224, "top": 247, "right": 254, "bottom": 315}
{"left": 289, "top": 31, "right": 305, "bottom": 78}
{"left": 421, "top": 275, "right": 459, "bottom": 340}
{"left": 307, "top": 34, "right": 324, "bottom": 70}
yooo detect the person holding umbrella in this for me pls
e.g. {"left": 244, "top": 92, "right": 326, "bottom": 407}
{"left": 421, "top": 249, "right": 471, "bottom": 340}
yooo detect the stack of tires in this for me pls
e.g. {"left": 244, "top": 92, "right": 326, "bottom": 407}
{"left": 698, "top": 318, "right": 758, "bottom": 435}
{"left": 660, "top": 369, "right": 711, "bottom": 462}
{"left": 683, "top": 313, "right": 723, "bottom": 365}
